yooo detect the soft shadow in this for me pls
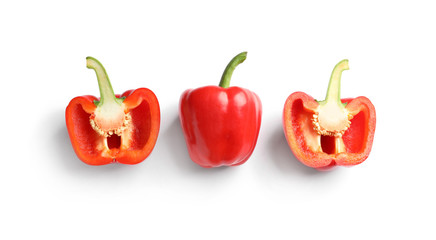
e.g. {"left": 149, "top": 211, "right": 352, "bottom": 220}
{"left": 162, "top": 115, "right": 232, "bottom": 175}
{"left": 268, "top": 124, "right": 329, "bottom": 176}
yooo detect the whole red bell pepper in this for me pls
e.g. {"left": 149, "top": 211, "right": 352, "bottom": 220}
{"left": 65, "top": 57, "right": 160, "bottom": 165}
{"left": 283, "top": 60, "right": 376, "bottom": 170}
{"left": 179, "top": 52, "right": 262, "bottom": 168}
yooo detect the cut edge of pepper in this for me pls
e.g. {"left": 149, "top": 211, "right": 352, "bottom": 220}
{"left": 284, "top": 92, "right": 375, "bottom": 169}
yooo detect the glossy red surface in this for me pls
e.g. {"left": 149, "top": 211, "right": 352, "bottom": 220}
{"left": 179, "top": 86, "right": 262, "bottom": 168}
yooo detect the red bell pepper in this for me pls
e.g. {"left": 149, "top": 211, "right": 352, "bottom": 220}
{"left": 283, "top": 60, "right": 376, "bottom": 170}
{"left": 179, "top": 52, "right": 262, "bottom": 168}
{"left": 65, "top": 57, "right": 160, "bottom": 165}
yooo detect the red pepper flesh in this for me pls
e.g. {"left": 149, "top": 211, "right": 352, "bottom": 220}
{"left": 283, "top": 60, "right": 376, "bottom": 170}
{"left": 66, "top": 57, "right": 160, "bottom": 165}
{"left": 179, "top": 52, "right": 262, "bottom": 168}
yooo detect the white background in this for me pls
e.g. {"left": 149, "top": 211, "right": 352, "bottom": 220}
{"left": 1, "top": 0, "right": 435, "bottom": 239}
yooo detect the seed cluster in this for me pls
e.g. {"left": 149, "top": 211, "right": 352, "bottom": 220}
{"left": 89, "top": 112, "right": 132, "bottom": 137}
{"left": 312, "top": 112, "right": 353, "bottom": 137}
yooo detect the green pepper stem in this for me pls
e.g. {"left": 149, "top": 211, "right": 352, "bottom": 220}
{"left": 219, "top": 52, "right": 247, "bottom": 88}
{"left": 323, "top": 59, "right": 349, "bottom": 104}
{"left": 86, "top": 56, "right": 121, "bottom": 106}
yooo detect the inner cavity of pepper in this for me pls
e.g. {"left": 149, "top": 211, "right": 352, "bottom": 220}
{"left": 320, "top": 135, "right": 338, "bottom": 154}
{"left": 89, "top": 111, "right": 132, "bottom": 150}
{"left": 316, "top": 123, "right": 348, "bottom": 155}
{"left": 107, "top": 134, "right": 122, "bottom": 149}
{"left": 311, "top": 107, "right": 353, "bottom": 154}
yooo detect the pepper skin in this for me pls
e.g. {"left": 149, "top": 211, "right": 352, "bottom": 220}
{"left": 283, "top": 60, "right": 375, "bottom": 170}
{"left": 66, "top": 57, "right": 160, "bottom": 165}
{"left": 179, "top": 52, "right": 262, "bottom": 168}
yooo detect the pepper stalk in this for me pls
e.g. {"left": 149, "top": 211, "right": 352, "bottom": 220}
{"left": 219, "top": 52, "right": 247, "bottom": 88}
{"left": 312, "top": 59, "right": 353, "bottom": 153}
{"left": 86, "top": 57, "right": 131, "bottom": 137}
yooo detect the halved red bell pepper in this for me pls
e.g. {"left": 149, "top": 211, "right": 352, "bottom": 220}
{"left": 65, "top": 57, "right": 160, "bottom": 165}
{"left": 283, "top": 60, "right": 376, "bottom": 170}
{"left": 179, "top": 52, "right": 262, "bottom": 168}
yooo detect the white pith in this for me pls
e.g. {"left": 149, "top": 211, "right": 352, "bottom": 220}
{"left": 89, "top": 103, "right": 132, "bottom": 137}
{"left": 312, "top": 102, "right": 352, "bottom": 138}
